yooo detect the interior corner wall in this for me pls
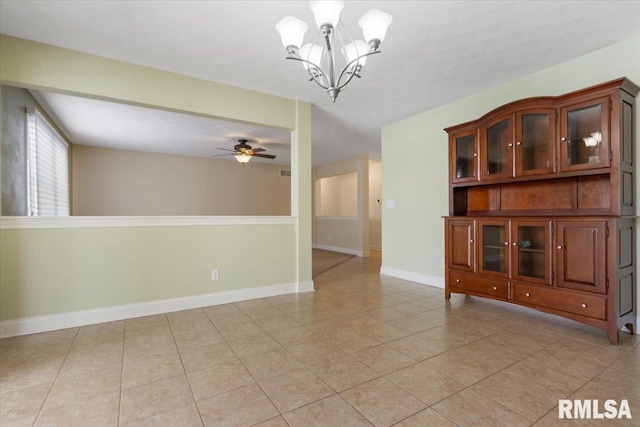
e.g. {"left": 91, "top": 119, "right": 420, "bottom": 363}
{"left": 71, "top": 145, "right": 291, "bottom": 216}
{"left": 313, "top": 155, "right": 370, "bottom": 256}
{"left": 381, "top": 35, "right": 640, "bottom": 292}
{"left": 368, "top": 161, "right": 382, "bottom": 250}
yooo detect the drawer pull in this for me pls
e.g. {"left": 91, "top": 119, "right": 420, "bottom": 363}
{"left": 516, "top": 142, "right": 522, "bottom": 146}
{"left": 525, "top": 292, "right": 531, "bottom": 297}
{"left": 512, "top": 242, "right": 517, "bottom": 246}
{"left": 581, "top": 303, "right": 587, "bottom": 308}
{"left": 473, "top": 153, "right": 478, "bottom": 157}
{"left": 504, "top": 242, "right": 509, "bottom": 246}
{"left": 557, "top": 245, "right": 562, "bottom": 250}
{"left": 561, "top": 137, "right": 567, "bottom": 142}
{"left": 470, "top": 239, "right": 474, "bottom": 243}
{"left": 492, "top": 286, "right": 498, "bottom": 291}
{"left": 456, "top": 279, "right": 460, "bottom": 283}
{"left": 508, "top": 143, "right": 513, "bottom": 147}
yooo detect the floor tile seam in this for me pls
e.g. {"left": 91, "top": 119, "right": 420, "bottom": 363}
{"left": 31, "top": 327, "right": 79, "bottom": 426}
{"left": 468, "top": 378, "right": 550, "bottom": 423}
{"left": 336, "top": 378, "right": 394, "bottom": 426}
{"left": 166, "top": 320, "right": 206, "bottom": 427}
{"left": 427, "top": 406, "right": 465, "bottom": 427}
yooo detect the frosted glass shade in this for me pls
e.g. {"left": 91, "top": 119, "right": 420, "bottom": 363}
{"left": 309, "top": 0, "right": 344, "bottom": 28}
{"left": 275, "top": 16, "right": 308, "bottom": 49}
{"left": 299, "top": 43, "right": 324, "bottom": 70}
{"left": 235, "top": 154, "right": 252, "bottom": 164}
{"left": 343, "top": 40, "right": 369, "bottom": 68}
{"left": 358, "top": 9, "right": 393, "bottom": 43}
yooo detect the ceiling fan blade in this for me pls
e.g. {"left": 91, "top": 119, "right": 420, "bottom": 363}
{"left": 215, "top": 147, "right": 236, "bottom": 152}
{"left": 211, "top": 153, "right": 235, "bottom": 157}
{"left": 251, "top": 148, "right": 266, "bottom": 153}
{"left": 253, "top": 153, "right": 276, "bottom": 159}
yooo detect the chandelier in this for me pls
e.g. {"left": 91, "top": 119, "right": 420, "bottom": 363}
{"left": 276, "top": 1, "right": 392, "bottom": 103}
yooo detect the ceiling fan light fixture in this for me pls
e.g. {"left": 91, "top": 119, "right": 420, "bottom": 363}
{"left": 235, "top": 153, "right": 252, "bottom": 164}
{"left": 276, "top": 1, "right": 391, "bottom": 103}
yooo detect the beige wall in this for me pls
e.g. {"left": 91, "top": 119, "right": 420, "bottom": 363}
{"left": 313, "top": 155, "right": 369, "bottom": 256}
{"left": 72, "top": 145, "right": 291, "bottom": 216}
{"left": 316, "top": 172, "right": 357, "bottom": 217}
{"left": 381, "top": 35, "right": 640, "bottom": 294}
{"left": 368, "top": 161, "right": 382, "bottom": 250}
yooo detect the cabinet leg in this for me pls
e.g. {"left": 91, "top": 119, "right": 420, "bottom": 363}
{"left": 624, "top": 322, "right": 635, "bottom": 335}
{"left": 445, "top": 291, "right": 451, "bottom": 300}
{"left": 607, "top": 327, "right": 619, "bottom": 346}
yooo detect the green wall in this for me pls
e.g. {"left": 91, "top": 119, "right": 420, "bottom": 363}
{"left": 0, "top": 35, "right": 312, "bottom": 323}
{"left": 382, "top": 35, "right": 640, "bottom": 294}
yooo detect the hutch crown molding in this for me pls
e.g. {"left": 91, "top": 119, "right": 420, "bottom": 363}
{"left": 444, "top": 78, "right": 639, "bottom": 345}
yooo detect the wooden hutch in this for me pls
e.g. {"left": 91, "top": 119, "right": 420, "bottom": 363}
{"left": 444, "top": 78, "right": 638, "bottom": 345}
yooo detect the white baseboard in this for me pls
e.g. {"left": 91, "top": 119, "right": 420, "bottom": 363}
{"left": 0, "top": 281, "right": 315, "bottom": 338}
{"left": 379, "top": 266, "right": 445, "bottom": 288}
{"left": 313, "top": 244, "right": 369, "bottom": 257}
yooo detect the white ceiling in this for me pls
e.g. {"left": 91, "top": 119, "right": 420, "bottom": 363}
{"left": 30, "top": 90, "right": 291, "bottom": 165}
{"left": 2, "top": 1, "right": 640, "bottom": 166}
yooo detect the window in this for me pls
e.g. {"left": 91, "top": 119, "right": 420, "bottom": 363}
{"left": 26, "top": 109, "right": 70, "bottom": 216}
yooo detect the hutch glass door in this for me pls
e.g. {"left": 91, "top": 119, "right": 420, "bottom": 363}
{"left": 479, "top": 221, "right": 509, "bottom": 277}
{"left": 512, "top": 221, "right": 551, "bottom": 285}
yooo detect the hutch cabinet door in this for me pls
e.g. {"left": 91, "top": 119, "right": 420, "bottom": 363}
{"left": 447, "top": 219, "right": 475, "bottom": 272}
{"left": 515, "top": 109, "right": 556, "bottom": 176}
{"left": 478, "top": 220, "right": 510, "bottom": 277}
{"left": 558, "top": 96, "right": 610, "bottom": 172}
{"left": 511, "top": 220, "right": 552, "bottom": 285}
{"left": 450, "top": 130, "right": 479, "bottom": 184}
{"left": 481, "top": 114, "right": 514, "bottom": 181}
{"left": 556, "top": 220, "right": 607, "bottom": 294}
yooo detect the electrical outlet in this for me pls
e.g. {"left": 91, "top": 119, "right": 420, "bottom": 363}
{"left": 211, "top": 268, "right": 219, "bottom": 281}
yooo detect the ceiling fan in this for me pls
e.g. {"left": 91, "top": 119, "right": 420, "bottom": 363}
{"left": 214, "top": 139, "right": 276, "bottom": 164}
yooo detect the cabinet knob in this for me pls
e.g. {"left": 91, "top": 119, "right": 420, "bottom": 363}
{"left": 504, "top": 242, "right": 509, "bottom": 246}
{"left": 512, "top": 242, "right": 517, "bottom": 246}
{"left": 470, "top": 239, "right": 474, "bottom": 243}
{"left": 525, "top": 292, "right": 531, "bottom": 297}
{"left": 455, "top": 279, "right": 460, "bottom": 283}
{"left": 581, "top": 303, "right": 587, "bottom": 308}
{"left": 561, "top": 137, "right": 567, "bottom": 142}
{"left": 516, "top": 142, "right": 522, "bottom": 146}
{"left": 557, "top": 245, "right": 562, "bottom": 250}
{"left": 492, "top": 286, "right": 498, "bottom": 291}
{"left": 473, "top": 153, "right": 478, "bottom": 157}
{"left": 508, "top": 143, "right": 513, "bottom": 147}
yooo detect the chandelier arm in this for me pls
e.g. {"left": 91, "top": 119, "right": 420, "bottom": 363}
{"left": 336, "top": 50, "right": 381, "bottom": 91}
{"left": 323, "top": 29, "right": 337, "bottom": 89}
{"left": 285, "top": 57, "right": 330, "bottom": 89}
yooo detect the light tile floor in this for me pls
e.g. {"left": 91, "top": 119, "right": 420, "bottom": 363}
{"left": 1, "top": 251, "right": 638, "bottom": 426}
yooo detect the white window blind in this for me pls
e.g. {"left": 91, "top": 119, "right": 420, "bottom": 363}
{"left": 27, "top": 109, "right": 70, "bottom": 216}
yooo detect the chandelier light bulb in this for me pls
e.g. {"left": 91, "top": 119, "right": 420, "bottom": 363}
{"left": 343, "top": 40, "right": 370, "bottom": 69}
{"left": 275, "top": 16, "right": 308, "bottom": 50}
{"left": 299, "top": 43, "right": 324, "bottom": 71}
{"left": 358, "top": 9, "right": 393, "bottom": 45}
{"left": 309, "top": 0, "right": 344, "bottom": 28}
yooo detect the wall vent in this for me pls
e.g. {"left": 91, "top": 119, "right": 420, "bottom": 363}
{"left": 280, "top": 170, "right": 292, "bottom": 177}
